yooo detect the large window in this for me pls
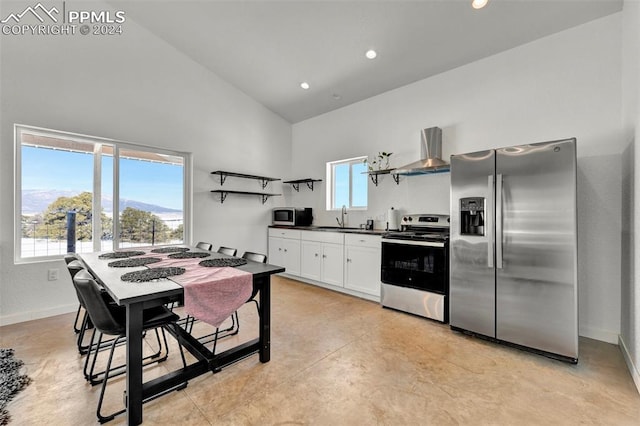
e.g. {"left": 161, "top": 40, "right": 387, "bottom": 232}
{"left": 15, "top": 125, "right": 190, "bottom": 262}
{"left": 326, "top": 156, "right": 368, "bottom": 210}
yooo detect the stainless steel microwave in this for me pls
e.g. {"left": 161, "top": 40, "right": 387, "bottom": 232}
{"left": 272, "top": 208, "right": 313, "bottom": 226}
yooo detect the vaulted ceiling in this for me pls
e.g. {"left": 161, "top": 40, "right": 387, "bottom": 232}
{"left": 112, "top": 0, "right": 623, "bottom": 123}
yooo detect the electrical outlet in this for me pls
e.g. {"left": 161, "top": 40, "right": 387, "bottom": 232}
{"left": 48, "top": 268, "right": 59, "bottom": 281}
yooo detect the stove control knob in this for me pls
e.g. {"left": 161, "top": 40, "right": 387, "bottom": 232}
{"left": 407, "top": 216, "right": 413, "bottom": 222}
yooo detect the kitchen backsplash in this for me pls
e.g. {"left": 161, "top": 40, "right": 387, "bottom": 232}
{"left": 280, "top": 172, "right": 451, "bottom": 229}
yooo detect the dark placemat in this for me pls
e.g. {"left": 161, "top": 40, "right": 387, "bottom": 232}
{"left": 168, "top": 252, "right": 211, "bottom": 259}
{"left": 199, "top": 258, "right": 248, "bottom": 268}
{"left": 150, "top": 247, "right": 190, "bottom": 254}
{"left": 121, "top": 267, "right": 185, "bottom": 282}
{"left": 99, "top": 250, "right": 146, "bottom": 259}
{"left": 108, "top": 257, "right": 162, "bottom": 268}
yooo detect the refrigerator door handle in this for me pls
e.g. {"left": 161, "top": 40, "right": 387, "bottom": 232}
{"left": 487, "top": 174, "right": 494, "bottom": 268}
{"left": 496, "top": 173, "right": 503, "bottom": 269}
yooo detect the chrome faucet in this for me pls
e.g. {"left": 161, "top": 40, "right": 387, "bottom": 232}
{"left": 336, "top": 205, "right": 347, "bottom": 228}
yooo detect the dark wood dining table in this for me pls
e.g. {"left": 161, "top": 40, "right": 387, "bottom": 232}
{"left": 79, "top": 246, "right": 285, "bottom": 425}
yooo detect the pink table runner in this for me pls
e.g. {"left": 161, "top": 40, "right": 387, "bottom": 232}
{"left": 145, "top": 250, "right": 253, "bottom": 328}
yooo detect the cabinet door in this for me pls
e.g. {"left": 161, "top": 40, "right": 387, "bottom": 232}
{"left": 281, "top": 237, "right": 301, "bottom": 276}
{"left": 300, "top": 240, "right": 322, "bottom": 281}
{"left": 268, "top": 237, "right": 283, "bottom": 268}
{"left": 321, "top": 243, "right": 344, "bottom": 287}
{"left": 345, "top": 245, "right": 381, "bottom": 296}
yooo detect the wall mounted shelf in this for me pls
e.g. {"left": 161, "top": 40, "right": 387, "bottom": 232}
{"left": 211, "top": 170, "right": 281, "bottom": 189}
{"left": 283, "top": 178, "right": 322, "bottom": 191}
{"left": 211, "top": 190, "right": 281, "bottom": 204}
{"left": 365, "top": 169, "right": 400, "bottom": 186}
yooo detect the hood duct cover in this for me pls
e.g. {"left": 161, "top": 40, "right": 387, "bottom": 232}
{"left": 393, "top": 127, "right": 449, "bottom": 175}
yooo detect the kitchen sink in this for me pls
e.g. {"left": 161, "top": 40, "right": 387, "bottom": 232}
{"left": 313, "top": 226, "right": 361, "bottom": 231}
{"left": 299, "top": 226, "right": 385, "bottom": 235}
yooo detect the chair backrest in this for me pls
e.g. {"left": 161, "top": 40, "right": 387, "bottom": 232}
{"left": 67, "top": 260, "right": 85, "bottom": 279}
{"left": 217, "top": 246, "right": 237, "bottom": 256}
{"left": 64, "top": 253, "right": 79, "bottom": 265}
{"left": 242, "top": 251, "right": 267, "bottom": 263}
{"left": 68, "top": 261, "right": 87, "bottom": 307}
{"left": 196, "top": 241, "right": 213, "bottom": 251}
{"left": 73, "top": 270, "right": 125, "bottom": 336}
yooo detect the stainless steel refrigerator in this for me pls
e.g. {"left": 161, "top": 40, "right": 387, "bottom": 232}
{"left": 449, "top": 138, "right": 578, "bottom": 363}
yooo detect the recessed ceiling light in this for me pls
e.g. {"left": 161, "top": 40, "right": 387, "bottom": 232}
{"left": 471, "top": 0, "right": 488, "bottom": 9}
{"left": 365, "top": 49, "right": 377, "bottom": 59}
{"left": 300, "top": 82, "right": 310, "bottom": 90}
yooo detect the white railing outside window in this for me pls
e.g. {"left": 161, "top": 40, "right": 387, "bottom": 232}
{"left": 14, "top": 124, "right": 191, "bottom": 263}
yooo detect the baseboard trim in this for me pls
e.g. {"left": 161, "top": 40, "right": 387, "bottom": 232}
{"left": 282, "top": 274, "right": 380, "bottom": 303}
{"left": 578, "top": 325, "right": 619, "bottom": 344}
{"left": 0, "top": 303, "right": 77, "bottom": 326}
{"left": 619, "top": 335, "right": 640, "bottom": 395}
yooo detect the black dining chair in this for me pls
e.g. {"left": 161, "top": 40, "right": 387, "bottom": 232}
{"left": 205, "top": 251, "right": 268, "bottom": 353}
{"left": 73, "top": 270, "right": 187, "bottom": 423}
{"left": 181, "top": 245, "right": 239, "bottom": 335}
{"left": 195, "top": 241, "right": 213, "bottom": 251}
{"left": 183, "top": 246, "right": 238, "bottom": 343}
{"left": 67, "top": 260, "right": 127, "bottom": 383}
{"left": 65, "top": 253, "right": 85, "bottom": 334}
{"left": 241, "top": 251, "right": 266, "bottom": 311}
{"left": 184, "top": 249, "right": 262, "bottom": 351}
{"left": 66, "top": 258, "right": 97, "bottom": 355}
{"left": 233, "top": 251, "right": 267, "bottom": 331}
{"left": 217, "top": 246, "right": 237, "bottom": 256}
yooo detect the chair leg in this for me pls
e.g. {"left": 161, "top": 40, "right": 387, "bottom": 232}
{"left": 96, "top": 336, "right": 126, "bottom": 423}
{"left": 166, "top": 323, "right": 188, "bottom": 369}
{"left": 96, "top": 326, "right": 187, "bottom": 423}
{"left": 83, "top": 328, "right": 97, "bottom": 380}
{"left": 77, "top": 311, "right": 91, "bottom": 354}
{"left": 87, "top": 326, "right": 172, "bottom": 386}
{"left": 211, "top": 327, "right": 221, "bottom": 355}
{"left": 73, "top": 304, "right": 83, "bottom": 333}
{"left": 86, "top": 330, "right": 104, "bottom": 383}
{"left": 229, "top": 311, "right": 239, "bottom": 334}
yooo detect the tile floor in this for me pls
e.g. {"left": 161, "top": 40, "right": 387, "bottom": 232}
{"left": 2, "top": 275, "right": 640, "bottom": 425}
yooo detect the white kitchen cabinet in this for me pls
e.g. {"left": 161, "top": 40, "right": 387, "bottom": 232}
{"left": 270, "top": 228, "right": 381, "bottom": 302}
{"left": 320, "top": 242, "right": 344, "bottom": 286}
{"left": 300, "top": 231, "right": 344, "bottom": 287}
{"left": 300, "top": 240, "right": 322, "bottom": 281}
{"left": 344, "top": 234, "right": 382, "bottom": 297}
{"left": 268, "top": 228, "right": 301, "bottom": 276}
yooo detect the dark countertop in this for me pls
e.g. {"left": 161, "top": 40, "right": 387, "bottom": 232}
{"left": 269, "top": 225, "right": 387, "bottom": 235}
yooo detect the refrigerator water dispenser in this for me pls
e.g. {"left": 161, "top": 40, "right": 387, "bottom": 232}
{"left": 460, "top": 197, "right": 485, "bottom": 236}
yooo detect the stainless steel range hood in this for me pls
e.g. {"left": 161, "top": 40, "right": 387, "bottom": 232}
{"left": 393, "top": 127, "right": 450, "bottom": 175}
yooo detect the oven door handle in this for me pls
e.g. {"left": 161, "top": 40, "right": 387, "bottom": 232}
{"left": 382, "top": 239, "right": 445, "bottom": 248}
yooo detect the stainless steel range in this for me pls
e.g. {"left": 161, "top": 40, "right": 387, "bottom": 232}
{"left": 381, "top": 214, "right": 450, "bottom": 323}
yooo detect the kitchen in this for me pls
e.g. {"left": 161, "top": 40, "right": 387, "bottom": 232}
{"left": 1, "top": 0, "right": 639, "bottom": 424}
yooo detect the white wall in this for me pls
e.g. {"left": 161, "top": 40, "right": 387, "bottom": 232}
{"left": 0, "top": 1, "right": 291, "bottom": 325}
{"left": 291, "top": 13, "right": 624, "bottom": 344}
{"left": 621, "top": 0, "right": 640, "bottom": 393}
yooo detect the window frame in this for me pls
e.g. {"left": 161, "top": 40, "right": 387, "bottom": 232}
{"left": 14, "top": 124, "right": 192, "bottom": 264}
{"left": 325, "top": 155, "right": 368, "bottom": 211}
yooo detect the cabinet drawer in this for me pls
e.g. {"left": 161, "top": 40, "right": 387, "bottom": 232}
{"left": 269, "top": 228, "right": 301, "bottom": 239}
{"left": 300, "top": 230, "right": 344, "bottom": 244}
{"left": 344, "top": 233, "right": 381, "bottom": 248}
